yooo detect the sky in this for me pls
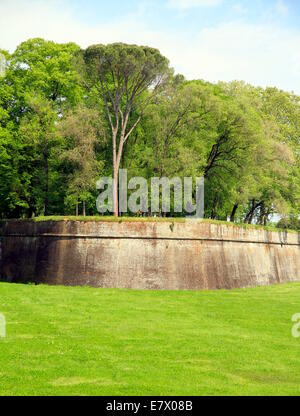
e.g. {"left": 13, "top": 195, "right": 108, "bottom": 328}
{"left": 0, "top": 0, "right": 300, "bottom": 94}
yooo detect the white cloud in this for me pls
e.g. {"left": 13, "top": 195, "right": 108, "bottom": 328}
{"left": 167, "top": 0, "right": 222, "bottom": 9}
{"left": 0, "top": 0, "right": 299, "bottom": 94}
{"left": 275, "top": 0, "right": 289, "bottom": 17}
{"left": 178, "top": 21, "right": 300, "bottom": 94}
{"left": 232, "top": 3, "right": 247, "bottom": 15}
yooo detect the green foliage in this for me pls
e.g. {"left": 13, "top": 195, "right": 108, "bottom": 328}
{"left": 0, "top": 38, "right": 299, "bottom": 226}
{"left": 83, "top": 43, "right": 171, "bottom": 215}
{"left": 58, "top": 106, "right": 106, "bottom": 215}
{"left": 83, "top": 42, "right": 170, "bottom": 100}
{"left": 277, "top": 215, "right": 300, "bottom": 231}
{"left": 10, "top": 38, "right": 83, "bottom": 108}
{"left": 0, "top": 38, "right": 84, "bottom": 217}
{"left": 19, "top": 94, "right": 58, "bottom": 216}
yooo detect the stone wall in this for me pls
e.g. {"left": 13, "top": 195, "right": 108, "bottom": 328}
{"left": 0, "top": 219, "right": 299, "bottom": 290}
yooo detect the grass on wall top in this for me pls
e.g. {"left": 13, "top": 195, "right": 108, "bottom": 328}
{"left": 2, "top": 216, "right": 297, "bottom": 233}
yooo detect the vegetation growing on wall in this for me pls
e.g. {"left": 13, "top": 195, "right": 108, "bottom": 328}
{"left": 0, "top": 38, "right": 299, "bottom": 227}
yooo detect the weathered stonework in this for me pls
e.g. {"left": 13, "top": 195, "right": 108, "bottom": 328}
{"left": 0, "top": 220, "right": 299, "bottom": 290}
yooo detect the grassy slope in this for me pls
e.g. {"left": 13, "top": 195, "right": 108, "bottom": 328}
{"left": 1, "top": 282, "right": 300, "bottom": 396}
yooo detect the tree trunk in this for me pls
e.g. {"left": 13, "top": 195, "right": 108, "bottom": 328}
{"left": 28, "top": 202, "right": 35, "bottom": 219}
{"left": 245, "top": 199, "right": 263, "bottom": 224}
{"left": 76, "top": 198, "right": 79, "bottom": 217}
{"left": 113, "top": 167, "right": 119, "bottom": 217}
{"left": 258, "top": 203, "right": 265, "bottom": 225}
{"left": 112, "top": 131, "right": 119, "bottom": 217}
{"left": 210, "top": 196, "right": 218, "bottom": 219}
{"left": 245, "top": 199, "right": 254, "bottom": 224}
{"left": 230, "top": 204, "right": 239, "bottom": 223}
{"left": 83, "top": 201, "right": 86, "bottom": 217}
{"left": 248, "top": 210, "right": 255, "bottom": 224}
{"left": 43, "top": 150, "right": 49, "bottom": 216}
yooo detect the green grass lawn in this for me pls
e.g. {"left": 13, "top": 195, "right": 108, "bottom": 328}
{"left": 1, "top": 282, "right": 300, "bottom": 396}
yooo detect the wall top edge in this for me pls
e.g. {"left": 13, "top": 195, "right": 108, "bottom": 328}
{"left": 1, "top": 219, "right": 299, "bottom": 246}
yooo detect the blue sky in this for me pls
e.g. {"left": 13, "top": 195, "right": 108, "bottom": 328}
{"left": 69, "top": 0, "right": 300, "bottom": 32}
{"left": 1, "top": 0, "right": 300, "bottom": 93}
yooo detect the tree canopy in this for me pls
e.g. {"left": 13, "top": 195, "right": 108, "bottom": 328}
{"left": 0, "top": 38, "right": 299, "bottom": 228}
{"left": 83, "top": 43, "right": 170, "bottom": 215}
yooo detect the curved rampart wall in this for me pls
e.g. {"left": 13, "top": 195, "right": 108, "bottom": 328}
{"left": 0, "top": 220, "right": 299, "bottom": 289}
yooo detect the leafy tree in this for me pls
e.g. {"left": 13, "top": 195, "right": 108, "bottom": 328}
{"left": 0, "top": 38, "right": 299, "bottom": 227}
{"left": 260, "top": 87, "right": 300, "bottom": 218}
{"left": 277, "top": 216, "right": 300, "bottom": 231}
{"left": 1, "top": 38, "right": 84, "bottom": 217}
{"left": 83, "top": 43, "right": 170, "bottom": 216}
{"left": 19, "top": 95, "right": 58, "bottom": 216}
{"left": 9, "top": 38, "right": 82, "bottom": 111}
{"left": 216, "top": 82, "right": 299, "bottom": 224}
{"left": 0, "top": 49, "right": 29, "bottom": 218}
{"left": 59, "top": 106, "right": 106, "bottom": 216}
{"left": 144, "top": 78, "right": 212, "bottom": 178}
